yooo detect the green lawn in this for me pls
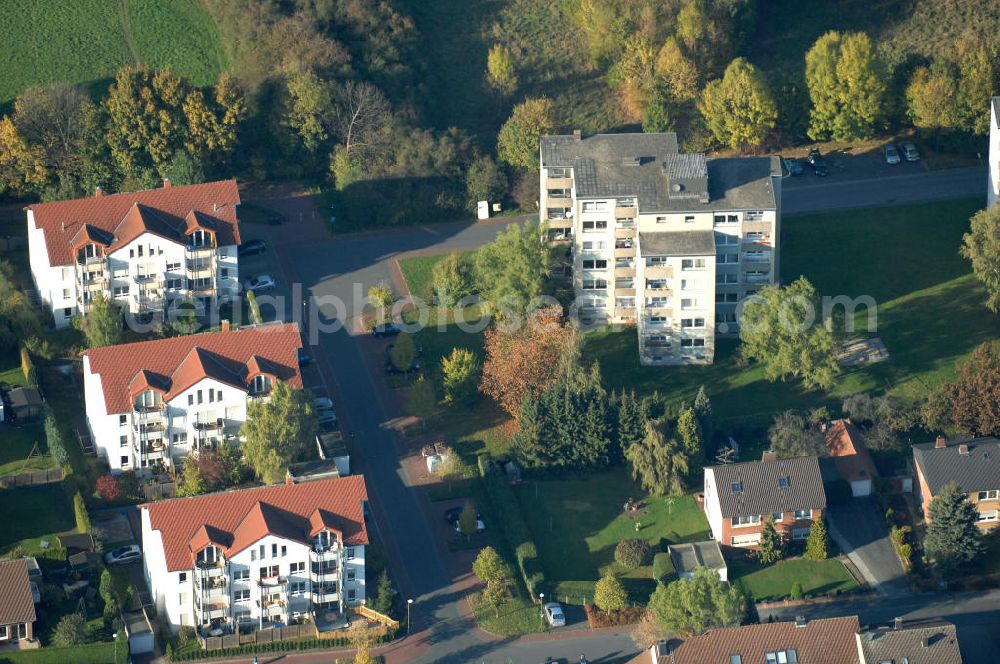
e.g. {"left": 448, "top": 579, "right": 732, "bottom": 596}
{"left": 0, "top": 0, "right": 226, "bottom": 106}
{"left": 0, "top": 483, "right": 76, "bottom": 562}
{"left": 731, "top": 557, "right": 860, "bottom": 602}
{"left": 471, "top": 592, "right": 544, "bottom": 637}
{"left": 513, "top": 467, "right": 710, "bottom": 603}
{"left": 0, "top": 423, "right": 54, "bottom": 477}
{"left": 398, "top": 251, "right": 475, "bottom": 302}
{"left": 0, "top": 351, "right": 28, "bottom": 387}
{"left": 585, "top": 197, "right": 996, "bottom": 423}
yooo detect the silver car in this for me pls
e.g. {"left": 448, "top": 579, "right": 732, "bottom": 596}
{"left": 884, "top": 143, "right": 900, "bottom": 165}
{"left": 543, "top": 602, "right": 566, "bottom": 627}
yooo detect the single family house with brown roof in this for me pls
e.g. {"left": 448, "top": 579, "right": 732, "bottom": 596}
{"left": 825, "top": 419, "right": 878, "bottom": 497}
{"left": 913, "top": 435, "right": 1000, "bottom": 531}
{"left": 0, "top": 559, "right": 38, "bottom": 649}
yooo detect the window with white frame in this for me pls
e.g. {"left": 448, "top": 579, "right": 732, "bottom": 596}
{"left": 731, "top": 515, "right": 761, "bottom": 527}
{"left": 681, "top": 298, "right": 700, "bottom": 310}
{"left": 547, "top": 208, "right": 570, "bottom": 219}
{"left": 582, "top": 279, "right": 607, "bottom": 290}
{"left": 681, "top": 338, "right": 705, "bottom": 348}
{"left": 794, "top": 509, "right": 811, "bottom": 520}
{"left": 646, "top": 296, "right": 670, "bottom": 307}
{"left": 772, "top": 512, "right": 783, "bottom": 522}
{"left": 582, "top": 259, "right": 608, "bottom": 269}
{"left": 731, "top": 533, "right": 760, "bottom": 546}
{"left": 765, "top": 649, "right": 798, "bottom": 664}
{"left": 548, "top": 167, "right": 568, "bottom": 178}
{"left": 745, "top": 231, "right": 767, "bottom": 242}
{"left": 681, "top": 258, "right": 706, "bottom": 270}
{"left": 234, "top": 610, "right": 251, "bottom": 623}
{"left": 582, "top": 240, "right": 607, "bottom": 250}
{"left": 715, "top": 233, "right": 739, "bottom": 245}
{"left": 720, "top": 272, "right": 738, "bottom": 284}
{"left": 681, "top": 318, "right": 705, "bottom": 329}
{"left": 233, "top": 568, "right": 249, "bottom": 581}
{"left": 234, "top": 589, "right": 250, "bottom": 602}
{"left": 582, "top": 220, "right": 608, "bottom": 232}
{"left": 977, "top": 510, "right": 998, "bottom": 522}
{"left": 978, "top": 490, "right": 999, "bottom": 501}
{"left": 548, "top": 188, "right": 571, "bottom": 199}
{"left": 717, "top": 292, "right": 738, "bottom": 303}
{"left": 684, "top": 215, "right": 695, "bottom": 223}
{"left": 717, "top": 253, "right": 739, "bottom": 264}
{"left": 290, "top": 562, "right": 305, "bottom": 574}
{"left": 719, "top": 312, "right": 737, "bottom": 323}
{"left": 290, "top": 581, "right": 307, "bottom": 595}
{"left": 615, "top": 197, "right": 635, "bottom": 207}
{"left": 655, "top": 216, "right": 668, "bottom": 224}
{"left": 581, "top": 201, "right": 608, "bottom": 212}
{"left": 647, "top": 314, "right": 669, "bottom": 323}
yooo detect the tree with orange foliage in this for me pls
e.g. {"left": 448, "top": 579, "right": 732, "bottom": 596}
{"left": 936, "top": 342, "right": 1000, "bottom": 437}
{"left": 480, "top": 305, "right": 575, "bottom": 418}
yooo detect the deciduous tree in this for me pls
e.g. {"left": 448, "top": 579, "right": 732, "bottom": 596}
{"left": 739, "top": 277, "right": 839, "bottom": 390}
{"left": 768, "top": 411, "right": 826, "bottom": 458}
{"left": 465, "top": 155, "right": 508, "bottom": 212}
{"left": 96, "top": 475, "right": 122, "bottom": 502}
{"left": 925, "top": 482, "right": 985, "bottom": 577}
{"left": 647, "top": 565, "right": 744, "bottom": 636}
{"left": 367, "top": 282, "right": 395, "bottom": 324}
{"left": 53, "top": 613, "right": 87, "bottom": 647}
{"left": 332, "top": 80, "right": 393, "bottom": 169}
{"left": 497, "top": 98, "right": 556, "bottom": 171}
{"left": 284, "top": 68, "right": 333, "bottom": 153}
{"left": 441, "top": 347, "right": 480, "bottom": 405}
{"left": 407, "top": 376, "right": 437, "bottom": 426}
{"left": 756, "top": 518, "right": 782, "bottom": 564}
{"left": 957, "top": 43, "right": 999, "bottom": 134}
{"left": 805, "top": 31, "right": 887, "bottom": 141}
{"left": 390, "top": 333, "right": 416, "bottom": 372}
{"left": 474, "top": 221, "right": 551, "bottom": 318}
{"left": 906, "top": 63, "right": 961, "bottom": 133}
{"left": 655, "top": 37, "right": 700, "bottom": 101}
{"left": 472, "top": 545, "right": 508, "bottom": 585}
{"left": 486, "top": 45, "right": 518, "bottom": 98}
{"left": 80, "top": 293, "right": 123, "bottom": 348}
{"left": 625, "top": 420, "right": 689, "bottom": 497}
{"left": 241, "top": 382, "right": 316, "bottom": 483}
{"left": 594, "top": 573, "right": 628, "bottom": 612}
{"left": 0, "top": 116, "right": 47, "bottom": 196}
{"left": 676, "top": 407, "right": 704, "bottom": 474}
{"left": 960, "top": 206, "right": 1000, "bottom": 314}
{"left": 458, "top": 502, "right": 479, "bottom": 538}
{"left": 432, "top": 252, "right": 476, "bottom": 307}
{"left": 934, "top": 342, "right": 1000, "bottom": 437}
{"left": 699, "top": 57, "right": 777, "bottom": 150}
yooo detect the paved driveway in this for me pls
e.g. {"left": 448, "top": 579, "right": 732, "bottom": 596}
{"left": 826, "top": 497, "right": 909, "bottom": 596}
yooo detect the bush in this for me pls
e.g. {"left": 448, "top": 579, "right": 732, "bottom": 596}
{"left": 246, "top": 291, "right": 262, "bottom": 324}
{"left": 52, "top": 613, "right": 87, "bottom": 646}
{"left": 20, "top": 345, "right": 37, "bottom": 386}
{"left": 43, "top": 404, "right": 69, "bottom": 468}
{"left": 73, "top": 490, "right": 90, "bottom": 533}
{"left": 790, "top": 581, "right": 803, "bottom": 600}
{"left": 96, "top": 475, "right": 122, "bottom": 502}
{"left": 652, "top": 552, "right": 675, "bottom": 583}
{"left": 594, "top": 574, "right": 628, "bottom": 612}
{"left": 614, "top": 539, "right": 652, "bottom": 569}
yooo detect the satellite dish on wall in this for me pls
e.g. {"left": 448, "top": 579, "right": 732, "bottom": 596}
{"left": 671, "top": 183, "right": 683, "bottom": 192}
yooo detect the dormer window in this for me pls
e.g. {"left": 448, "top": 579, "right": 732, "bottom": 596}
{"left": 731, "top": 482, "right": 742, "bottom": 494}
{"left": 190, "top": 230, "right": 211, "bottom": 248}
{"left": 314, "top": 529, "right": 335, "bottom": 551}
{"left": 250, "top": 375, "right": 272, "bottom": 395}
{"left": 134, "top": 389, "right": 161, "bottom": 411}
{"left": 198, "top": 545, "right": 219, "bottom": 566}
{"left": 778, "top": 476, "right": 790, "bottom": 489}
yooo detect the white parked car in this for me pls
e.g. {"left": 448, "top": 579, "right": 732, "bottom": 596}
{"left": 543, "top": 602, "right": 566, "bottom": 627}
{"left": 244, "top": 274, "right": 275, "bottom": 294}
{"left": 105, "top": 545, "right": 142, "bottom": 566}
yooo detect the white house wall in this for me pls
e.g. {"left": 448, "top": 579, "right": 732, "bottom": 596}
{"left": 703, "top": 469, "right": 724, "bottom": 542}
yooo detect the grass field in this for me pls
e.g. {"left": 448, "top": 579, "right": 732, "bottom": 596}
{"left": 513, "top": 468, "right": 711, "bottom": 603}
{"left": 731, "top": 557, "right": 860, "bottom": 602}
{"left": 397, "top": 251, "right": 475, "bottom": 302}
{"left": 0, "top": 0, "right": 226, "bottom": 106}
{"left": 0, "top": 483, "right": 75, "bottom": 558}
{"left": 0, "top": 424, "right": 54, "bottom": 477}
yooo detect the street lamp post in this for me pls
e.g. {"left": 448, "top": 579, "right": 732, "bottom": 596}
{"left": 112, "top": 632, "right": 117, "bottom": 664}
{"left": 539, "top": 592, "right": 545, "bottom": 630}
{"left": 407, "top": 598, "right": 414, "bottom": 632}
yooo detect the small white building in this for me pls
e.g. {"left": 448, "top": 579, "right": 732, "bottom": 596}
{"left": 83, "top": 322, "right": 303, "bottom": 474}
{"left": 141, "top": 476, "right": 369, "bottom": 632}
{"left": 26, "top": 179, "right": 242, "bottom": 328}
{"left": 990, "top": 97, "right": 1000, "bottom": 209}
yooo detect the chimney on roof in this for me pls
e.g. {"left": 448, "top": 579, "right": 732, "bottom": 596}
{"left": 213, "top": 203, "right": 220, "bottom": 212}
{"left": 894, "top": 617, "right": 903, "bottom": 630}
{"left": 794, "top": 615, "right": 807, "bottom": 628}
{"left": 61, "top": 222, "right": 65, "bottom": 232}
{"left": 573, "top": 129, "right": 582, "bottom": 141}
{"left": 935, "top": 435, "right": 947, "bottom": 449}
{"left": 762, "top": 450, "right": 776, "bottom": 463}
{"left": 921, "top": 636, "right": 931, "bottom": 648}
{"left": 94, "top": 186, "right": 103, "bottom": 197}
{"left": 163, "top": 178, "right": 171, "bottom": 189}
{"left": 221, "top": 320, "right": 230, "bottom": 333}
{"left": 959, "top": 444, "right": 970, "bottom": 455}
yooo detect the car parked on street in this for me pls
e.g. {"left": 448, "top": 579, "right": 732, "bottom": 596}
{"left": 237, "top": 239, "right": 266, "bottom": 257}
{"left": 313, "top": 396, "right": 334, "bottom": 411}
{"left": 899, "top": 140, "right": 920, "bottom": 162}
{"left": 543, "top": 602, "right": 566, "bottom": 627}
{"left": 884, "top": 143, "right": 901, "bottom": 165}
{"left": 807, "top": 148, "right": 828, "bottom": 176}
{"left": 317, "top": 409, "right": 338, "bottom": 429}
{"left": 781, "top": 156, "right": 804, "bottom": 176}
{"left": 372, "top": 323, "right": 402, "bottom": 338}
{"left": 105, "top": 545, "right": 142, "bottom": 566}
{"left": 243, "top": 274, "right": 275, "bottom": 294}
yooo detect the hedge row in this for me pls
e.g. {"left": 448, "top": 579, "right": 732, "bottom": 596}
{"left": 0, "top": 642, "right": 117, "bottom": 664}
{"left": 477, "top": 455, "right": 545, "bottom": 598}
{"left": 20, "top": 345, "right": 37, "bottom": 386}
{"left": 246, "top": 291, "right": 262, "bottom": 325}
{"left": 652, "top": 552, "right": 675, "bottom": 583}
{"left": 169, "top": 633, "right": 395, "bottom": 661}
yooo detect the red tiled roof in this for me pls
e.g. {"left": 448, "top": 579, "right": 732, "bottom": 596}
{"left": 663, "top": 616, "right": 861, "bottom": 664}
{"left": 28, "top": 180, "right": 242, "bottom": 266}
{"left": 145, "top": 476, "right": 369, "bottom": 572}
{"left": 826, "top": 419, "right": 878, "bottom": 485}
{"left": 0, "top": 559, "right": 36, "bottom": 626}
{"left": 85, "top": 323, "right": 303, "bottom": 414}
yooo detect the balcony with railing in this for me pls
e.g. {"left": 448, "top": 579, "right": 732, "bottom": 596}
{"left": 195, "top": 559, "right": 226, "bottom": 574}
{"left": 614, "top": 227, "right": 636, "bottom": 239}
{"left": 742, "top": 252, "right": 771, "bottom": 264}
{"left": 743, "top": 273, "right": 770, "bottom": 285}
{"left": 193, "top": 418, "right": 224, "bottom": 432}
{"left": 644, "top": 264, "right": 673, "bottom": 279}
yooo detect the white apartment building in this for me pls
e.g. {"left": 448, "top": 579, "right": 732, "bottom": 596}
{"left": 26, "top": 179, "right": 242, "bottom": 328}
{"left": 989, "top": 96, "right": 1000, "bottom": 209}
{"left": 83, "top": 322, "right": 303, "bottom": 474}
{"left": 141, "top": 476, "right": 368, "bottom": 632}
{"left": 540, "top": 132, "right": 781, "bottom": 365}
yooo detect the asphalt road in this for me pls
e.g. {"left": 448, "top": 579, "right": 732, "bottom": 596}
{"left": 826, "top": 498, "right": 909, "bottom": 596}
{"left": 251, "top": 163, "right": 990, "bottom": 663}
{"left": 759, "top": 588, "right": 1000, "bottom": 664}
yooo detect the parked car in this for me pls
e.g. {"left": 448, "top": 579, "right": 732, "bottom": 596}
{"left": 105, "top": 545, "right": 142, "bottom": 566}
{"left": 237, "top": 239, "right": 266, "bottom": 257}
{"left": 313, "top": 396, "right": 334, "bottom": 411}
{"left": 444, "top": 506, "right": 482, "bottom": 525}
{"left": 385, "top": 359, "right": 421, "bottom": 375}
{"left": 317, "top": 409, "right": 338, "bottom": 428}
{"left": 806, "top": 148, "right": 828, "bottom": 176}
{"left": 781, "top": 156, "right": 804, "bottom": 176}
{"left": 372, "top": 323, "right": 402, "bottom": 338}
{"left": 453, "top": 517, "right": 486, "bottom": 534}
{"left": 385, "top": 342, "right": 424, "bottom": 357}
{"left": 899, "top": 140, "right": 920, "bottom": 162}
{"left": 884, "top": 143, "right": 901, "bottom": 165}
{"left": 543, "top": 602, "right": 566, "bottom": 628}
{"left": 244, "top": 274, "right": 275, "bottom": 294}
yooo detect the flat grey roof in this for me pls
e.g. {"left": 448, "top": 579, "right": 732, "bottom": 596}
{"left": 638, "top": 230, "right": 715, "bottom": 257}
{"left": 668, "top": 541, "right": 726, "bottom": 575}
{"left": 540, "top": 132, "right": 778, "bottom": 212}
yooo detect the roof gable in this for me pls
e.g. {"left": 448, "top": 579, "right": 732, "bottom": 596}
{"left": 706, "top": 455, "right": 827, "bottom": 518}
{"left": 145, "top": 476, "right": 369, "bottom": 572}
{"left": 85, "top": 323, "right": 303, "bottom": 414}
{"left": 0, "top": 559, "right": 36, "bottom": 626}
{"left": 912, "top": 436, "right": 1000, "bottom": 495}
{"left": 28, "top": 179, "right": 241, "bottom": 266}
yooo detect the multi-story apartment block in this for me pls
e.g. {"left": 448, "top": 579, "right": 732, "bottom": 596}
{"left": 990, "top": 96, "right": 999, "bottom": 209}
{"left": 913, "top": 435, "right": 1000, "bottom": 531}
{"left": 83, "top": 322, "right": 303, "bottom": 474}
{"left": 141, "top": 476, "right": 368, "bottom": 632}
{"left": 703, "top": 453, "right": 827, "bottom": 548}
{"left": 26, "top": 179, "right": 242, "bottom": 328}
{"left": 539, "top": 131, "right": 781, "bottom": 365}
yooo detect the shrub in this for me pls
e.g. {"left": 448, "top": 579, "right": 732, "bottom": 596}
{"left": 246, "top": 291, "right": 262, "bottom": 324}
{"left": 652, "top": 552, "right": 675, "bottom": 583}
{"left": 594, "top": 574, "right": 628, "bottom": 612}
{"left": 43, "top": 404, "right": 69, "bottom": 467}
{"left": 73, "top": 490, "right": 90, "bottom": 533}
{"left": 614, "top": 539, "right": 652, "bottom": 569}
{"left": 20, "top": 345, "right": 37, "bottom": 385}
{"left": 96, "top": 475, "right": 122, "bottom": 502}
{"left": 53, "top": 613, "right": 87, "bottom": 646}
{"left": 790, "top": 581, "right": 803, "bottom": 600}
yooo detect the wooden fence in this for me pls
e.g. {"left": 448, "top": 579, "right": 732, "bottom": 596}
{"left": 142, "top": 481, "right": 177, "bottom": 501}
{"left": 200, "top": 624, "right": 317, "bottom": 651}
{"left": 351, "top": 606, "right": 400, "bottom": 630}
{"left": 0, "top": 467, "right": 64, "bottom": 489}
